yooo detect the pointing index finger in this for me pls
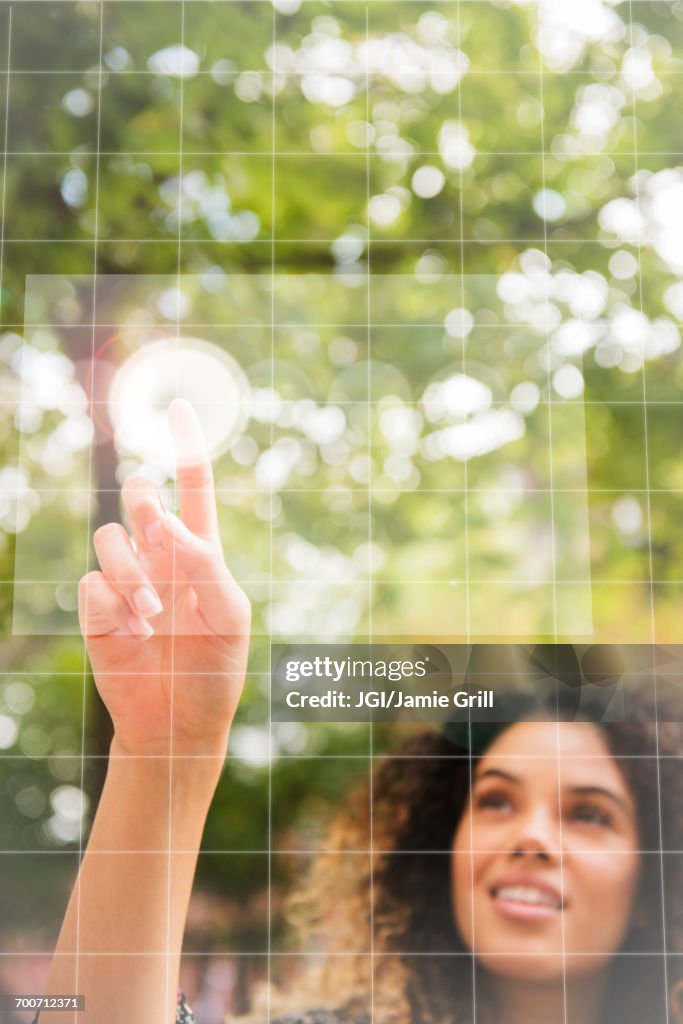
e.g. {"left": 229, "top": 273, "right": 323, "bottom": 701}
{"left": 168, "top": 398, "right": 219, "bottom": 541}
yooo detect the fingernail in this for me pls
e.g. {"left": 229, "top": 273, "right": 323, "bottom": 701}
{"left": 144, "top": 520, "right": 163, "bottom": 548}
{"left": 128, "top": 614, "right": 153, "bottom": 640}
{"left": 133, "top": 586, "right": 163, "bottom": 618}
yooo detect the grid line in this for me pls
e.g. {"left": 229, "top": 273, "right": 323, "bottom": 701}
{"left": 70, "top": 5, "right": 105, "bottom": 1023}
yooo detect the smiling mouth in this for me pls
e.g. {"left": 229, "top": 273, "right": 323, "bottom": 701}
{"left": 491, "top": 880, "right": 565, "bottom": 913}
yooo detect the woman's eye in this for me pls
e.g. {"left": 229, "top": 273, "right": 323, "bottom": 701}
{"left": 475, "top": 791, "right": 514, "bottom": 814}
{"left": 569, "top": 802, "right": 613, "bottom": 828}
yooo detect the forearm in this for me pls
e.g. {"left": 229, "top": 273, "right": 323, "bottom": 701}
{"left": 43, "top": 740, "right": 223, "bottom": 1024}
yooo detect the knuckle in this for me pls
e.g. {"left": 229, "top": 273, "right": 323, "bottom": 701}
{"left": 179, "top": 462, "right": 212, "bottom": 490}
{"left": 183, "top": 536, "right": 213, "bottom": 575}
{"left": 79, "top": 570, "right": 102, "bottom": 595}
{"left": 120, "top": 477, "right": 140, "bottom": 502}
{"left": 122, "top": 474, "right": 147, "bottom": 493}
{"left": 78, "top": 572, "right": 105, "bottom": 618}
{"left": 122, "top": 475, "right": 156, "bottom": 501}
{"left": 93, "top": 522, "right": 121, "bottom": 547}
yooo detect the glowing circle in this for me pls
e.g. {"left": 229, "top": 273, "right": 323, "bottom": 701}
{"left": 109, "top": 337, "right": 249, "bottom": 471}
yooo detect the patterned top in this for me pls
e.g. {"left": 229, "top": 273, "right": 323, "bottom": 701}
{"left": 177, "top": 990, "right": 194, "bottom": 1023}
{"left": 32, "top": 992, "right": 368, "bottom": 1024}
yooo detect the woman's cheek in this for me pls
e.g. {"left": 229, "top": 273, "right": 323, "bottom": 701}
{"left": 565, "top": 846, "right": 641, "bottom": 956}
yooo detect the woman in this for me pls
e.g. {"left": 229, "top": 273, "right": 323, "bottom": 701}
{"left": 38, "top": 402, "right": 682, "bottom": 1024}
{"left": 292, "top": 715, "right": 682, "bottom": 1024}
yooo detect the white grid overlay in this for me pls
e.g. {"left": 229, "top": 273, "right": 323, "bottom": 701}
{"left": 0, "top": 3, "right": 681, "bottom": 1024}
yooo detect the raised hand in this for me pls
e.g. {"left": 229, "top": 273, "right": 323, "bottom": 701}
{"left": 79, "top": 399, "right": 251, "bottom": 758}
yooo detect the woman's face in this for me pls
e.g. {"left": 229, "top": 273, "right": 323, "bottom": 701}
{"left": 451, "top": 722, "right": 641, "bottom": 982}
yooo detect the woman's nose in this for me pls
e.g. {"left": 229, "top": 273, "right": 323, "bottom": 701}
{"left": 510, "top": 841, "right": 551, "bottom": 863}
{"left": 507, "top": 806, "right": 559, "bottom": 862}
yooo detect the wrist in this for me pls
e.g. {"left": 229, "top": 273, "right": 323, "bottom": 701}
{"left": 109, "top": 728, "right": 230, "bottom": 765}
{"left": 107, "top": 736, "right": 225, "bottom": 814}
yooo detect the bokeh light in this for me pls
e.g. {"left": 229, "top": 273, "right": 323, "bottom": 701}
{"left": 109, "top": 337, "right": 250, "bottom": 472}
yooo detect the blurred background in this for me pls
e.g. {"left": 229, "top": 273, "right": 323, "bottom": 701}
{"left": 0, "top": 0, "right": 683, "bottom": 1018}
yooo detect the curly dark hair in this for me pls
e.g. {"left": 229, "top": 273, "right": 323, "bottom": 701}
{"left": 279, "top": 695, "right": 683, "bottom": 1024}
